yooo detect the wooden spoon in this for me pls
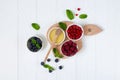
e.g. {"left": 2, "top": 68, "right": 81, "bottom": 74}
{"left": 44, "top": 29, "right": 62, "bottom": 62}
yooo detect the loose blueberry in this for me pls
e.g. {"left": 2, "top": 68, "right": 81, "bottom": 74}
{"left": 49, "top": 70, "right": 52, "bottom": 73}
{"left": 55, "top": 58, "right": 59, "bottom": 63}
{"left": 40, "top": 62, "right": 44, "bottom": 65}
{"left": 59, "top": 66, "right": 63, "bottom": 70}
{"left": 47, "top": 58, "right": 51, "bottom": 62}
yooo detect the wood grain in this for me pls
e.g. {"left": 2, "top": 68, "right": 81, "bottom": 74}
{"left": 83, "top": 24, "right": 102, "bottom": 36}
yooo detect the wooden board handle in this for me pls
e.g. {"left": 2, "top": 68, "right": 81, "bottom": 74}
{"left": 83, "top": 24, "right": 102, "bottom": 36}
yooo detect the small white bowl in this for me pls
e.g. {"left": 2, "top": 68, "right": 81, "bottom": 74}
{"left": 60, "top": 40, "right": 79, "bottom": 57}
{"left": 48, "top": 27, "right": 66, "bottom": 45}
{"left": 66, "top": 23, "right": 84, "bottom": 41}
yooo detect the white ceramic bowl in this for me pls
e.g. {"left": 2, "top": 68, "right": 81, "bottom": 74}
{"left": 66, "top": 23, "right": 84, "bottom": 41}
{"left": 48, "top": 27, "right": 66, "bottom": 45}
{"left": 60, "top": 40, "right": 79, "bottom": 57}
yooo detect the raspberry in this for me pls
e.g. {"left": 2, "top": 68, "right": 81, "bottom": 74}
{"left": 77, "top": 8, "right": 81, "bottom": 11}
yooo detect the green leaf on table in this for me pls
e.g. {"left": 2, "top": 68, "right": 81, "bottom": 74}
{"left": 66, "top": 9, "right": 74, "bottom": 20}
{"left": 31, "top": 23, "right": 40, "bottom": 30}
{"left": 79, "top": 14, "right": 88, "bottom": 19}
{"left": 53, "top": 48, "right": 63, "bottom": 58}
{"left": 43, "top": 64, "right": 55, "bottom": 71}
{"left": 58, "top": 22, "right": 67, "bottom": 30}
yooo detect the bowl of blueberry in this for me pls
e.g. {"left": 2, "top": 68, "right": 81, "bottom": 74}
{"left": 27, "top": 36, "right": 43, "bottom": 52}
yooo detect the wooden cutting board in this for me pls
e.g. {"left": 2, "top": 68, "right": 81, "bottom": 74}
{"left": 47, "top": 21, "right": 82, "bottom": 58}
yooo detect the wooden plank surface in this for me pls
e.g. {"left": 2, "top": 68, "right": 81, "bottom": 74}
{"left": 0, "top": 0, "right": 120, "bottom": 80}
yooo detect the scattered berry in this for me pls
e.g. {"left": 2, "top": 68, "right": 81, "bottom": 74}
{"left": 47, "top": 58, "right": 51, "bottom": 62}
{"left": 55, "top": 58, "right": 59, "bottom": 63}
{"left": 75, "top": 14, "right": 78, "bottom": 16}
{"left": 40, "top": 62, "right": 44, "bottom": 65}
{"left": 59, "top": 66, "right": 63, "bottom": 70}
{"left": 77, "top": 8, "right": 81, "bottom": 11}
{"left": 49, "top": 70, "right": 53, "bottom": 73}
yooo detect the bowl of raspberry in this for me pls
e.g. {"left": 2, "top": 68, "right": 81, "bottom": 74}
{"left": 60, "top": 40, "right": 78, "bottom": 57}
{"left": 66, "top": 24, "right": 84, "bottom": 41}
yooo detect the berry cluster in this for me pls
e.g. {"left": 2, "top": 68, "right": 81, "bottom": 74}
{"left": 27, "top": 37, "right": 42, "bottom": 52}
{"left": 61, "top": 40, "right": 78, "bottom": 56}
{"left": 67, "top": 25, "right": 83, "bottom": 40}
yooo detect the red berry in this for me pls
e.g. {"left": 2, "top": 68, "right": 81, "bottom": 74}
{"left": 61, "top": 40, "right": 78, "bottom": 57}
{"left": 77, "top": 8, "right": 81, "bottom": 11}
{"left": 75, "top": 14, "right": 78, "bottom": 16}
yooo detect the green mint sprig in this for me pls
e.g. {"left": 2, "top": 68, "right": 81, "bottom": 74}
{"left": 43, "top": 64, "right": 55, "bottom": 71}
{"left": 66, "top": 9, "right": 74, "bottom": 20}
{"left": 53, "top": 48, "right": 63, "bottom": 58}
{"left": 79, "top": 14, "right": 88, "bottom": 19}
{"left": 31, "top": 23, "right": 40, "bottom": 30}
{"left": 31, "top": 38, "right": 41, "bottom": 49}
{"left": 58, "top": 22, "right": 67, "bottom": 30}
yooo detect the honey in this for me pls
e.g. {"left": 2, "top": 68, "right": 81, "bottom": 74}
{"left": 49, "top": 28, "right": 65, "bottom": 45}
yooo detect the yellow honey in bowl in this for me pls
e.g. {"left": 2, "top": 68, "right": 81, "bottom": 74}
{"left": 49, "top": 28, "right": 65, "bottom": 44}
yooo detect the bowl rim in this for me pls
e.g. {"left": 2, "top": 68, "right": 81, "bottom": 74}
{"left": 66, "top": 23, "right": 84, "bottom": 41}
{"left": 47, "top": 27, "right": 66, "bottom": 45}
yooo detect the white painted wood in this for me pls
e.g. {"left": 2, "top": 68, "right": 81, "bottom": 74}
{"left": 0, "top": 0, "right": 120, "bottom": 80}
{"left": 0, "top": 0, "right": 17, "bottom": 80}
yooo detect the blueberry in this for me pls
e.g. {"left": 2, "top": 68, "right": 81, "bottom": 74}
{"left": 32, "top": 43, "right": 36, "bottom": 47}
{"left": 34, "top": 48, "right": 38, "bottom": 52}
{"left": 33, "top": 37, "right": 38, "bottom": 40}
{"left": 32, "top": 47, "right": 35, "bottom": 50}
{"left": 59, "top": 66, "right": 63, "bottom": 70}
{"left": 27, "top": 43, "right": 32, "bottom": 48}
{"left": 30, "top": 48, "right": 34, "bottom": 51}
{"left": 55, "top": 58, "right": 59, "bottom": 63}
{"left": 47, "top": 58, "right": 51, "bottom": 62}
{"left": 49, "top": 70, "right": 52, "bottom": 73}
{"left": 37, "top": 38, "right": 42, "bottom": 44}
{"left": 40, "top": 62, "right": 44, "bottom": 65}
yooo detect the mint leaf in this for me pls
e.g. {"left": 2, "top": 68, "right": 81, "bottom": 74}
{"left": 36, "top": 44, "right": 41, "bottom": 49}
{"left": 32, "top": 23, "right": 40, "bottom": 30}
{"left": 43, "top": 64, "right": 55, "bottom": 71}
{"left": 79, "top": 14, "right": 88, "bottom": 19}
{"left": 58, "top": 22, "right": 67, "bottom": 30}
{"left": 66, "top": 9, "right": 74, "bottom": 20}
{"left": 31, "top": 38, "right": 37, "bottom": 44}
{"left": 53, "top": 48, "right": 63, "bottom": 58}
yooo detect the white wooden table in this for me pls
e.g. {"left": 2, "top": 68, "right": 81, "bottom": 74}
{"left": 0, "top": 0, "right": 120, "bottom": 80}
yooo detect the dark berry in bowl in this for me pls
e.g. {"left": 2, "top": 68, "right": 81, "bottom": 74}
{"left": 61, "top": 40, "right": 78, "bottom": 57}
{"left": 27, "top": 36, "right": 42, "bottom": 52}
